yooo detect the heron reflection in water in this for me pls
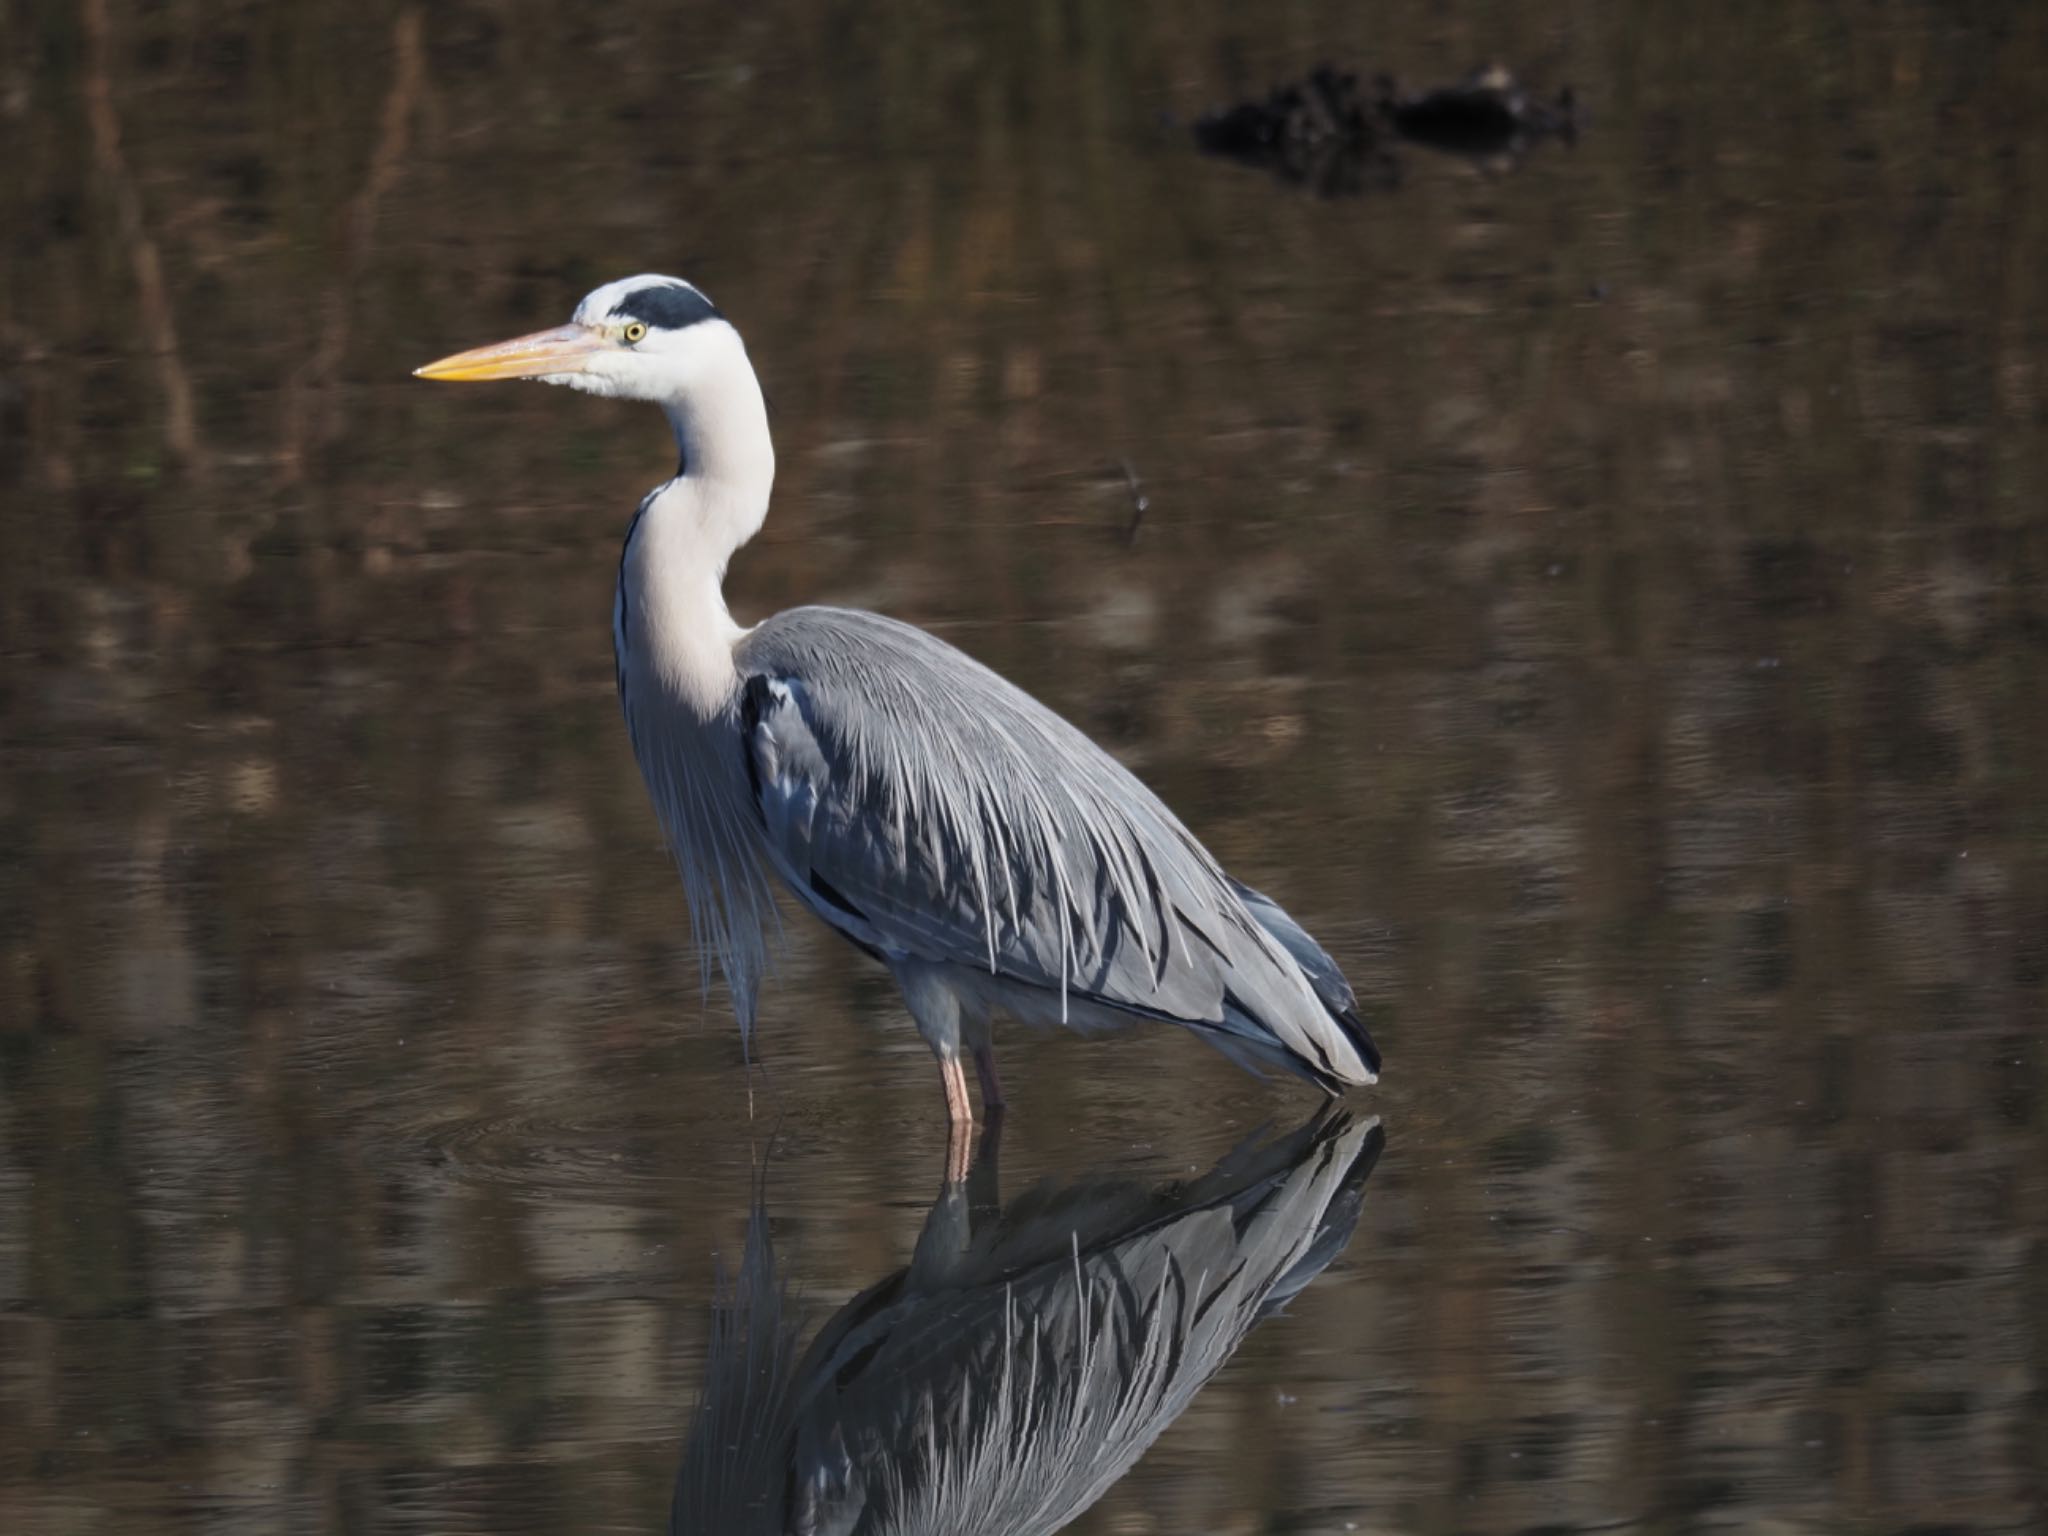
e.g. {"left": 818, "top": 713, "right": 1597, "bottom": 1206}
{"left": 667, "top": 1111, "right": 1383, "bottom": 1534}
{"left": 417, "top": 279, "right": 1381, "bottom": 1153}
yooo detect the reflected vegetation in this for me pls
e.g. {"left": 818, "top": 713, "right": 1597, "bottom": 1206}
{"left": 675, "top": 1113, "right": 1381, "bottom": 1535}
{"left": 3, "top": 0, "right": 2047, "bottom": 1533}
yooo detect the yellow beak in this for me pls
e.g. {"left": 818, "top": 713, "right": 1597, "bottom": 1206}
{"left": 413, "top": 324, "right": 611, "bottom": 382}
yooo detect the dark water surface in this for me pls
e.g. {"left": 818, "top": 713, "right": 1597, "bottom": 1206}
{"left": 5, "top": 3, "right": 2047, "bottom": 1532}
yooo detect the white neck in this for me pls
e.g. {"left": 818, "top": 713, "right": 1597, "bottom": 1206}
{"left": 659, "top": 324, "right": 776, "bottom": 510}
{"left": 617, "top": 325, "right": 775, "bottom": 720}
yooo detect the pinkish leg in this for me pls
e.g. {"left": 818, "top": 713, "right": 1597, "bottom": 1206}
{"left": 943, "top": 1086, "right": 974, "bottom": 1185}
{"left": 939, "top": 1053, "right": 975, "bottom": 1131}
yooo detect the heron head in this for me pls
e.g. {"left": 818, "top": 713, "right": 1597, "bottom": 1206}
{"left": 414, "top": 275, "right": 741, "bottom": 402}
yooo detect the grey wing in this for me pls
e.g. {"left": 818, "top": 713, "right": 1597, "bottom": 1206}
{"left": 735, "top": 607, "right": 1378, "bottom": 1088}
{"left": 1228, "top": 877, "right": 1381, "bottom": 1078}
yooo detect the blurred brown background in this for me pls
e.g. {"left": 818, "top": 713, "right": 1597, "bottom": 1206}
{"left": 2, "top": 2, "right": 2045, "bottom": 1532}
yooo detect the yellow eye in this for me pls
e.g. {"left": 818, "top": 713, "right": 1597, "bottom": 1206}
{"left": 623, "top": 321, "right": 648, "bottom": 344}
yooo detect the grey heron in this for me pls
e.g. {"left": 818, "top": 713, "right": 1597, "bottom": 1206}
{"left": 669, "top": 1110, "right": 1384, "bottom": 1535}
{"left": 415, "top": 276, "right": 1382, "bottom": 1141}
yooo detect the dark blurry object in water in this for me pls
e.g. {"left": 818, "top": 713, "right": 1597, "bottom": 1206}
{"left": 1191, "top": 65, "right": 1395, "bottom": 197}
{"left": 1380, "top": 64, "right": 1577, "bottom": 161}
{"left": 1193, "top": 62, "right": 1576, "bottom": 194}
{"left": 670, "top": 1110, "right": 1384, "bottom": 1535}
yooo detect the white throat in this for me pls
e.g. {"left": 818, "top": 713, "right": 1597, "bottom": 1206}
{"left": 614, "top": 322, "right": 775, "bottom": 719}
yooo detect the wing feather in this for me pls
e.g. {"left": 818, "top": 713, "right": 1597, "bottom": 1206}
{"left": 735, "top": 608, "right": 1378, "bottom": 1086}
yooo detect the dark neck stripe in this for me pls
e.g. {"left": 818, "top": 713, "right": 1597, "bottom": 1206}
{"left": 613, "top": 492, "right": 656, "bottom": 702}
